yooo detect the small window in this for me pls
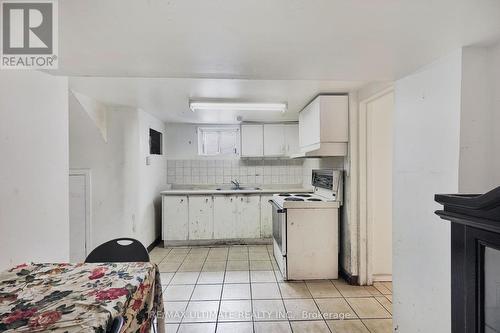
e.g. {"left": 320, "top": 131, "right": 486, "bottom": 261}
{"left": 149, "top": 128, "right": 163, "bottom": 155}
{"left": 198, "top": 126, "right": 240, "bottom": 156}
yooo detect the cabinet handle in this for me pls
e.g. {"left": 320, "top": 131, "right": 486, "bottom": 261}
{"left": 180, "top": 199, "right": 184, "bottom": 203}
{"left": 206, "top": 198, "right": 208, "bottom": 203}
{"left": 230, "top": 198, "right": 233, "bottom": 202}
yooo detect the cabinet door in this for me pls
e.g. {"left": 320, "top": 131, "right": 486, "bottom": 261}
{"left": 213, "top": 196, "right": 238, "bottom": 239}
{"left": 299, "top": 99, "right": 321, "bottom": 149}
{"left": 163, "top": 195, "right": 188, "bottom": 241}
{"left": 260, "top": 195, "right": 274, "bottom": 238}
{"left": 284, "top": 124, "right": 299, "bottom": 156}
{"left": 263, "top": 124, "right": 286, "bottom": 156}
{"left": 319, "top": 95, "right": 349, "bottom": 142}
{"left": 241, "top": 124, "right": 264, "bottom": 157}
{"left": 237, "top": 195, "right": 261, "bottom": 238}
{"left": 189, "top": 196, "right": 214, "bottom": 240}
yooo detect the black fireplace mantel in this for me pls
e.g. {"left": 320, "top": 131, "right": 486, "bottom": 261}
{"left": 435, "top": 187, "right": 500, "bottom": 231}
{"left": 435, "top": 186, "right": 500, "bottom": 333}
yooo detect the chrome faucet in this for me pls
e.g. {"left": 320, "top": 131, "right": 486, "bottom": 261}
{"left": 231, "top": 179, "right": 240, "bottom": 189}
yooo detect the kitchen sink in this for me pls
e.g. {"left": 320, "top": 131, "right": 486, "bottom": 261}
{"left": 215, "top": 186, "right": 261, "bottom": 191}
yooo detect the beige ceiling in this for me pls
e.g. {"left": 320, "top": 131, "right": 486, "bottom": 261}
{"left": 57, "top": 0, "right": 500, "bottom": 80}
{"left": 62, "top": 0, "right": 500, "bottom": 123}
{"left": 69, "top": 77, "right": 365, "bottom": 123}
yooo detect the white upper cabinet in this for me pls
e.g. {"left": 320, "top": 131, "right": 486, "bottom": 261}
{"left": 284, "top": 124, "right": 299, "bottom": 156}
{"left": 241, "top": 123, "right": 299, "bottom": 157}
{"left": 298, "top": 95, "right": 349, "bottom": 156}
{"left": 263, "top": 124, "right": 286, "bottom": 156}
{"left": 241, "top": 124, "right": 264, "bottom": 157}
{"left": 299, "top": 99, "right": 321, "bottom": 149}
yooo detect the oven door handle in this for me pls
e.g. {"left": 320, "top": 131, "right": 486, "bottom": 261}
{"left": 269, "top": 200, "right": 286, "bottom": 213}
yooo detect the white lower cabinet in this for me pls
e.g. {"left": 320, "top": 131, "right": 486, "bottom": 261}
{"left": 237, "top": 195, "right": 261, "bottom": 238}
{"left": 163, "top": 195, "right": 188, "bottom": 241}
{"left": 260, "top": 195, "right": 274, "bottom": 238}
{"left": 213, "top": 195, "right": 260, "bottom": 239}
{"left": 163, "top": 194, "right": 274, "bottom": 242}
{"left": 188, "top": 196, "right": 214, "bottom": 240}
{"left": 213, "top": 195, "right": 238, "bottom": 239}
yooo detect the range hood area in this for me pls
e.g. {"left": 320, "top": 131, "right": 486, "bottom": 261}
{"left": 292, "top": 94, "right": 349, "bottom": 158}
{"left": 290, "top": 142, "right": 347, "bottom": 159}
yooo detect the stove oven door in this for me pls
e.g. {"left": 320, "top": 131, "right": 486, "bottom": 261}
{"left": 270, "top": 200, "right": 286, "bottom": 255}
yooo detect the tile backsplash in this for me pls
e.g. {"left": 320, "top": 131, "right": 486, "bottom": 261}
{"left": 167, "top": 159, "right": 303, "bottom": 185}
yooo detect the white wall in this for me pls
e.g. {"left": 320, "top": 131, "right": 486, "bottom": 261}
{"left": 393, "top": 50, "right": 462, "bottom": 333}
{"left": 69, "top": 93, "right": 167, "bottom": 249}
{"left": 492, "top": 44, "right": 500, "bottom": 182}
{"left": 138, "top": 110, "right": 167, "bottom": 245}
{"left": 165, "top": 123, "right": 240, "bottom": 160}
{"left": 459, "top": 46, "right": 496, "bottom": 192}
{"left": 0, "top": 71, "right": 69, "bottom": 270}
{"left": 367, "top": 92, "right": 394, "bottom": 278}
{"left": 165, "top": 123, "right": 201, "bottom": 159}
{"left": 69, "top": 95, "right": 140, "bottom": 249}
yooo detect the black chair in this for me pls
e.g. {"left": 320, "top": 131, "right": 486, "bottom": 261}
{"left": 108, "top": 316, "right": 124, "bottom": 333}
{"left": 85, "top": 238, "right": 150, "bottom": 263}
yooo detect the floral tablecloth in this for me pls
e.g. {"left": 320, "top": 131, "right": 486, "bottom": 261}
{"left": 0, "top": 262, "right": 164, "bottom": 333}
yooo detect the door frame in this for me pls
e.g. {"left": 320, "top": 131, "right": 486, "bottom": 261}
{"left": 69, "top": 169, "right": 92, "bottom": 258}
{"left": 358, "top": 86, "right": 394, "bottom": 285}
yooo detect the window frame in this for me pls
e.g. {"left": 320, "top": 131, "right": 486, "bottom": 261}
{"left": 197, "top": 126, "right": 240, "bottom": 157}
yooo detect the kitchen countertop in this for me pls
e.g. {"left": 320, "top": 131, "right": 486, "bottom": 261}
{"left": 161, "top": 186, "right": 313, "bottom": 195}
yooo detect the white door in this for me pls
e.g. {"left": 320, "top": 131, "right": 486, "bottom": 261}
{"left": 260, "top": 195, "right": 273, "bottom": 238}
{"left": 241, "top": 125, "right": 264, "bottom": 157}
{"left": 237, "top": 195, "right": 261, "bottom": 238}
{"left": 284, "top": 124, "right": 299, "bottom": 156}
{"left": 189, "top": 196, "right": 214, "bottom": 240}
{"left": 367, "top": 92, "right": 394, "bottom": 280}
{"left": 69, "top": 172, "right": 90, "bottom": 262}
{"left": 213, "top": 196, "right": 238, "bottom": 239}
{"left": 163, "top": 196, "right": 189, "bottom": 241}
{"left": 263, "top": 124, "right": 285, "bottom": 156}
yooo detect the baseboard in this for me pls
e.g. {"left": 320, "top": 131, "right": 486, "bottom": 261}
{"left": 163, "top": 238, "right": 273, "bottom": 247}
{"left": 147, "top": 237, "right": 161, "bottom": 252}
{"left": 339, "top": 266, "right": 359, "bottom": 285}
{"left": 372, "top": 274, "right": 392, "bottom": 282}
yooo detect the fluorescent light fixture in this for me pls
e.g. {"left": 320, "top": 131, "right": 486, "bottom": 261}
{"left": 189, "top": 101, "right": 287, "bottom": 113}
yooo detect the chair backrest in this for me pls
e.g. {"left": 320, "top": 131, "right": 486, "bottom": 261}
{"left": 108, "top": 316, "right": 124, "bottom": 333}
{"left": 85, "top": 238, "right": 150, "bottom": 263}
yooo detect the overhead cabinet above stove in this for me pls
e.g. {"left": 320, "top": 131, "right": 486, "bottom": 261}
{"left": 294, "top": 95, "right": 348, "bottom": 158}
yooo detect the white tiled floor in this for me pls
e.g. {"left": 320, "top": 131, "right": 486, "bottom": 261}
{"left": 151, "top": 245, "right": 393, "bottom": 333}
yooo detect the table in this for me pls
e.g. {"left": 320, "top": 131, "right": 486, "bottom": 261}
{"left": 0, "top": 262, "right": 164, "bottom": 332}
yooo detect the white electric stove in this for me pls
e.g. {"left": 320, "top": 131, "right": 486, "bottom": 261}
{"left": 270, "top": 169, "right": 343, "bottom": 280}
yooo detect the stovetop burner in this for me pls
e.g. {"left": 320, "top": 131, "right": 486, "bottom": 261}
{"left": 295, "top": 194, "right": 312, "bottom": 198}
{"left": 284, "top": 197, "right": 305, "bottom": 201}
{"left": 279, "top": 193, "right": 292, "bottom": 197}
{"left": 308, "top": 198, "right": 323, "bottom": 201}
